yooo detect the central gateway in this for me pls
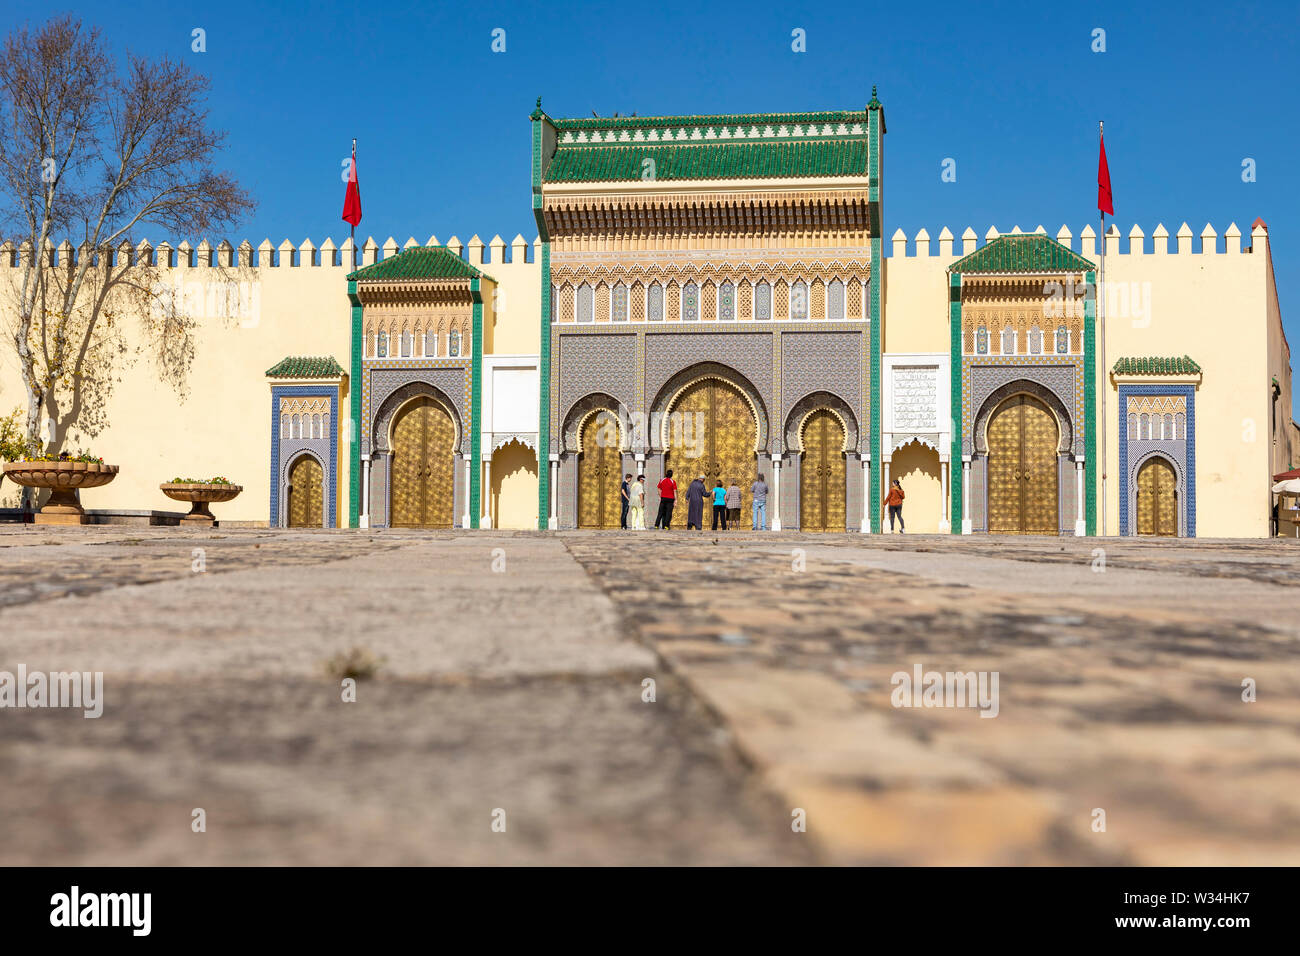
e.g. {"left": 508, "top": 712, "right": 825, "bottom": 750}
{"left": 534, "top": 97, "right": 883, "bottom": 531}
{"left": 666, "top": 379, "right": 757, "bottom": 492}
{"left": 987, "top": 394, "right": 1058, "bottom": 534}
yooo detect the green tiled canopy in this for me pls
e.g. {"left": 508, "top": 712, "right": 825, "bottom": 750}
{"left": 347, "top": 245, "right": 486, "bottom": 282}
{"left": 1112, "top": 356, "right": 1202, "bottom": 376}
{"left": 539, "top": 105, "right": 874, "bottom": 184}
{"left": 544, "top": 140, "right": 869, "bottom": 183}
{"left": 266, "top": 355, "right": 345, "bottom": 378}
{"left": 948, "top": 234, "right": 1096, "bottom": 275}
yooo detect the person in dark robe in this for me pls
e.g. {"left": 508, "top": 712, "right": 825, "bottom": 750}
{"left": 685, "top": 475, "right": 708, "bottom": 530}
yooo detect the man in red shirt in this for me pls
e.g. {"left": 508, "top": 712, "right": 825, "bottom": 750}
{"left": 654, "top": 469, "right": 678, "bottom": 529}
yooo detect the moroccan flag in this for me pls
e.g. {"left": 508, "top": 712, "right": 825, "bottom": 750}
{"left": 342, "top": 143, "right": 362, "bottom": 227}
{"left": 1097, "top": 126, "right": 1113, "bottom": 216}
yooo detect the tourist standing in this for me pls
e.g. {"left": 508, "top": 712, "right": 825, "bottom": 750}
{"left": 711, "top": 480, "right": 728, "bottom": 531}
{"left": 685, "top": 475, "right": 707, "bottom": 530}
{"left": 726, "top": 480, "right": 741, "bottom": 530}
{"left": 751, "top": 474, "right": 769, "bottom": 530}
{"left": 627, "top": 474, "right": 646, "bottom": 530}
{"left": 619, "top": 473, "right": 631, "bottom": 529}
{"left": 654, "top": 470, "right": 677, "bottom": 529}
{"left": 885, "top": 478, "right": 905, "bottom": 533}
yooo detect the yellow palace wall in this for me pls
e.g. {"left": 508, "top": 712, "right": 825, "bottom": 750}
{"left": 2, "top": 223, "right": 1288, "bottom": 535}
{"left": 880, "top": 230, "right": 958, "bottom": 533}
{"left": 0, "top": 234, "right": 543, "bottom": 526}
{"left": 0, "top": 243, "right": 353, "bottom": 523}
{"left": 1101, "top": 223, "right": 1277, "bottom": 538}
{"left": 479, "top": 236, "right": 541, "bottom": 530}
{"left": 883, "top": 222, "right": 1291, "bottom": 538}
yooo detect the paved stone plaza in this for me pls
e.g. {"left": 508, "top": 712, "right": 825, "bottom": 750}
{"left": 1, "top": 525, "right": 1298, "bottom": 865}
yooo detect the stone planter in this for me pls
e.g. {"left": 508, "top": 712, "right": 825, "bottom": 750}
{"left": 159, "top": 482, "right": 242, "bottom": 526}
{"left": 2, "top": 460, "right": 120, "bottom": 525}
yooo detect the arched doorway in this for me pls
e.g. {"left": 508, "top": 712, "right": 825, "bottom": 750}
{"left": 890, "top": 440, "right": 942, "bottom": 534}
{"left": 987, "top": 394, "right": 1058, "bottom": 534}
{"left": 578, "top": 410, "right": 621, "bottom": 528}
{"left": 287, "top": 454, "right": 324, "bottom": 528}
{"left": 665, "top": 378, "right": 757, "bottom": 492}
{"left": 1136, "top": 456, "right": 1177, "bottom": 536}
{"left": 799, "top": 408, "right": 846, "bottom": 532}
{"left": 390, "top": 396, "right": 456, "bottom": 528}
{"left": 491, "top": 439, "right": 539, "bottom": 530}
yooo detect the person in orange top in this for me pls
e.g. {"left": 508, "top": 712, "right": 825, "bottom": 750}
{"left": 884, "top": 478, "right": 905, "bottom": 533}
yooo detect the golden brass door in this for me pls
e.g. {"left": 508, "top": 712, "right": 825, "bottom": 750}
{"left": 987, "top": 394, "right": 1059, "bottom": 534}
{"left": 390, "top": 397, "right": 456, "bottom": 528}
{"left": 578, "top": 410, "right": 621, "bottom": 529}
{"left": 665, "top": 378, "right": 757, "bottom": 493}
{"left": 287, "top": 455, "right": 323, "bottom": 528}
{"left": 800, "top": 408, "right": 846, "bottom": 532}
{"left": 1136, "top": 456, "right": 1177, "bottom": 536}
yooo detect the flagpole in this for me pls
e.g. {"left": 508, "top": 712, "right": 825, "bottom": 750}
{"left": 350, "top": 138, "right": 357, "bottom": 269}
{"left": 1098, "top": 121, "right": 1107, "bottom": 538}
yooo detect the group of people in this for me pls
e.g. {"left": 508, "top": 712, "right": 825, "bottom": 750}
{"left": 615, "top": 471, "right": 908, "bottom": 533}
{"left": 619, "top": 470, "right": 771, "bottom": 531}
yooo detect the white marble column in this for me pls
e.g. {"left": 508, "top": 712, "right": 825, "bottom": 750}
{"left": 771, "top": 455, "right": 782, "bottom": 531}
{"left": 481, "top": 457, "right": 493, "bottom": 528}
{"left": 548, "top": 455, "right": 559, "bottom": 530}
{"left": 860, "top": 456, "right": 871, "bottom": 532}
{"left": 461, "top": 455, "right": 471, "bottom": 529}
{"left": 882, "top": 458, "right": 891, "bottom": 532}
{"left": 359, "top": 455, "right": 371, "bottom": 528}
{"left": 940, "top": 458, "right": 950, "bottom": 532}
{"left": 1074, "top": 458, "right": 1086, "bottom": 537}
{"left": 961, "top": 457, "right": 972, "bottom": 534}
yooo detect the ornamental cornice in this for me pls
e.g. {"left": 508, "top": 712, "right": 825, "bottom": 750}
{"left": 550, "top": 257, "right": 872, "bottom": 283}
{"left": 961, "top": 276, "right": 1086, "bottom": 299}
{"left": 541, "top": 190, "right": 873, "bottom": 239}
{"left": 554, "top": 320, "right": 868, "bottom": 334}
{"left": 551, "top": 246, "right": 871, "bottom": 264}
{"left": 1111, "top": 372, "right": 1202, "bottom": 387}
{"left": 355, "top": 282, "right": 476, "bottom": 307}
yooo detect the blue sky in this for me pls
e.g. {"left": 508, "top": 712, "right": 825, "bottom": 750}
{"left": 10, "top": 2, "right": 1300, "bottom": 401}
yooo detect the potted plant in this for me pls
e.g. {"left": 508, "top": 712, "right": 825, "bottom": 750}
{"left": 2, "top": 450, "right": 120, "bottom": 525}
{"left": 0, "top": 408, "right": 30, "bottom": 477}
{"left": 159, "top": 476, "right": 243, "bottom": 526}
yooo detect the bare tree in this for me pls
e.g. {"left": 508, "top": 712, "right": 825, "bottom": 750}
{"left": 0, "top": 15, "right": 254, "bottom": 455}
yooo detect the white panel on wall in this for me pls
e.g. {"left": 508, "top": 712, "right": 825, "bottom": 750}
{"left": 492, "top": 367, "right": 539, "bottom": 433}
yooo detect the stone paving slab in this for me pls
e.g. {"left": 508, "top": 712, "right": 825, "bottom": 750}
{"left": 0, "top": 527, "right": 810, "bottom": 865}
{"left": 0, "top": 531, "right": 652, "bottom": 681}
{"left": 4, "top": 525, "right": 1299, "bottom": 865}
{"left": 0, "top": 675, "right": 809, "bottom": 865}
{"left": 560, "top": 531, "right": 1300, "bottom": 865}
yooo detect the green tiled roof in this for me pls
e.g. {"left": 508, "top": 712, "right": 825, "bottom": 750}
{"left": 948, "top": 234, "right": 1095, "bottom": 274}
{"left": 544, "top": 140, "right": 869, "bottom": 183}
{"left": 1112, "top": 356, "right": 1202, "bottom": 376}
{"left": 266, "top": 356, "right": 345, "bottom": 379}
{"left": 550, "top": 110, "right": 870, "bottom": 131}
{"left": 347, "top": 246, "right": 486, "bottom": 282}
